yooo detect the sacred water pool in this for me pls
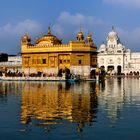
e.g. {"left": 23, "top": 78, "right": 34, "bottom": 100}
{"left": 0, "top": 78, "right": 140, "bottom": 140}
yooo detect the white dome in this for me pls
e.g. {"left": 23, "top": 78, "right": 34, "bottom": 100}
{"left": 108, "top": 30, "right": 117, "bottom": 38}
{"left": 107, "top": 29, "right": 119, "bottom": 41}
{"left": 126, "top": 49, "right": 130, "bottom": 53}
{"left": 118, "top": 43, "right": 125, "bottom": 50}
{"left": 100, "top": 44, "right": 106, "bottom": 50}
{"left": 118, "top": 43, "right": 122, "bottom": 48}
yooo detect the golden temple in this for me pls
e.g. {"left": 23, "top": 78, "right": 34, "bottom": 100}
{"left": 21, "top": 27, "right": 97, "bottom": 78}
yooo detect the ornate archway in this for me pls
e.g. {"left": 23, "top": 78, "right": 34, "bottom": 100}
{"left": 107, "top": 66, "right": 114, "bottom": 75}
{"left": 58, "top": 67, "right": 70, "bottom": 77}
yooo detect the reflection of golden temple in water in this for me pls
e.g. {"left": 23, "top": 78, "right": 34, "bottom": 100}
{"left": 20, "top": 82, "right": 98, "bottom": 132}
{"left": 1, "top": 78, "right": 140, "bottom": 131}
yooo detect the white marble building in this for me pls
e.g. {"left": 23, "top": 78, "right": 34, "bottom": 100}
{"left": 0, "top": 55, "right": 22, "bottom": 73}
{"left": 98, "top": 28, "right": 140, "bottom": 75}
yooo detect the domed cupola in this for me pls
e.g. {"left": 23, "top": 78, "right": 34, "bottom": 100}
{"left": 86, "top": 33, "right": 93, "bottom": 44}
{"left": 100, "top": 44, "right": 106, "bottom": 49}
{"left": 118, "top": 43, "right": 122, "bottom": 48}
{"left": 36, "top": 26, "right": 62, "bottom": 45}
{"left": 117, "top": 43, "right": 125, "bottom": 50}
{"left": 77, "top": 31, "right": 84, "bottom": 41}
{"left": 99, "top": 43, "right": 106, "bottom": 52}
{"left": 107, "top": 27, "right": 118, "bottom": 42}
{"left": 21, "top": 34, "right": 31, "bottom": 45}
{"left": 108, "top": 31, "right": 117, "bottom": 38}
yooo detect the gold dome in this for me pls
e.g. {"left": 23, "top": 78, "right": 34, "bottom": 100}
{"left": 86, "top": 33, "right": 93, "bottom": 43}
{"left": 77, "top": 31, "right": 84, "bottom": 41}
{"left": 22, "top": 34, "right": 31, "bottom": 41}
{"left": 21, "top": 34, "right": 31, "bottom": 45}
{"left": 36, "top": 26, "right": 62, "bottom": 45}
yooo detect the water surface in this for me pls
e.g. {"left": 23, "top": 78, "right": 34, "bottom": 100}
{"left": 0, "top": 78, "right": 140, "bottom": 140}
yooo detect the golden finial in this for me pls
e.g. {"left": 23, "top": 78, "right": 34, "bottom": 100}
{"left": 48, "top": 24, "right": 51, "bottom": 34}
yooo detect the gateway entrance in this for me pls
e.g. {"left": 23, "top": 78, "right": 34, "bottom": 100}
{"left": 107, "top": 66, "right": 114, "bottom": 74}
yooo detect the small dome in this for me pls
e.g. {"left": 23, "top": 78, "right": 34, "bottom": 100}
{"left": 86, "top": 33, "right": 93, "bottom": 43}
{"left": 126, "top": 49, "right": 130, "bottom": 53}
{"left": 77, "top": 31, "right": 84, "bottom": 41}
{"left": 78, "top": 31, "right": 83, "bottom": 35}
{"left": 118, "top": 43, "right": 122, "bottom": 48}
{"left": 108, "top": 31, "right": 117, "bottom": 38}
{"left": 117, "top": 43, "right": 125, "bottom": 50}
{"left": 86, "top": 33, "right": 92, "bottom": 39}
{"left": 21, "top": 33, "right": 31, "bottom": 44}
{"left": 22, "top": 34, "right": 30, "bottom": 41}
{"left": 107, "top": 27, "right": 118, "bottom": 41}
{"left": 100, "top": 44, "right": 106, "bottom": 49}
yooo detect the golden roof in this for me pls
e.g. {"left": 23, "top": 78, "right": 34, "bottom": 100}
{"left": 36, "top": 26, "right": 62, "bottom": 45}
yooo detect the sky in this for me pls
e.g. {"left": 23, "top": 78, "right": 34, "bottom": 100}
{"left": 0, "top": 0, "right": 140, "bottom": 54}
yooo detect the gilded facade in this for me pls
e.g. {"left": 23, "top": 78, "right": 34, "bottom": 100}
{"left": 21, "top": 27, "right": 97, "bottom": 78}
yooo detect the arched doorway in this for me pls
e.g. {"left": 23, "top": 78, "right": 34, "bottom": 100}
{"left": 117, "top": 66, "right": 121, "bottom": 75}
{"left": 37, "top": 71, "right": 42, "bottom": 77}
{"left": 58, "top": 68, "right": 70, "bottom": 78}
{"left": 107, "top": 66, "right": 114, "bottom": 75}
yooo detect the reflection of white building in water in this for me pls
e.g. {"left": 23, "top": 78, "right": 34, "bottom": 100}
{"left": 98, "top": 78, "right": 140, "bottom": 125}
{"left": 98, "top": 28, "right": 140, "bottom": 75}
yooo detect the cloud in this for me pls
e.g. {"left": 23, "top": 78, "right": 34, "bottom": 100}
{"left": 52, "top": 11, "right": 140, "bottom": 52}
{"left": 116, "top": 27, "right": 140, "bottom": 51}
{"left": 0, "top": 19, "right": 42, "bottom": 54}
{"left": 53, "top": 11, "right": 108, "bottom": 42}
{"left": 1, "top": 12, "right": 140, "bottom": 54}
{"left": 57, "top": 11, "right": 105, "bottom": 27}
{"left": 0, "top": 19, "right": 42, "bottom": 38}
{"left": 103, "top": 0, "right": 140, "bottom": 9}
{"left": 53, "top": 24, "right": 64, "bottom": 37}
